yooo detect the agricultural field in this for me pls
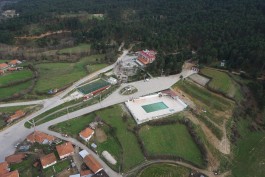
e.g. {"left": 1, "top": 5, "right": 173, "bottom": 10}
{"left": 174, "top": 80, "right": 232, "bottom": 112}
{"left": 58, "top": 43, "right": 90, "bottom": 54}
{"left": 138, "top": 163, "right": 190, "bottom": 177}
{"left": 139, "top": 124, "right": 204, "bottom": 167}
{"left": 200, "top": 68, "right": 242, "bottom": 101}
{"left": 50, "top": 104, "right": 145, "bottom": 172}
{"left": 0, "top": 80, "right": 32, "bottom": 100}
{"left": 231, "top": 119, "right": 265, "bottom": 177}
{"left": 0, "top": 70, "right": 33, "bottom": 86}
{"left": 34, "top": 54, "right": 105, "bottom": 92}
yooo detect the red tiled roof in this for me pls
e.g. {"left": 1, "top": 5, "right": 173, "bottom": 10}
{"left": 56, "top": 142, "right": 74, "bottom": 159}
{"left": 137, "top": 57, "right": 149, "bottom": 65}
{"left": 8, "top": 60, "right": 20, "bottom": 65}
{"left": 40, "top": 153, "right": 57, "bottom": 168}
{"left": 0, "top": 162, "right": 9, "bottom": 175}
{"left": 79, "top": 128, "right": 94, "bottom": 139}
{"left": 80, "top": 170, "right": 93, "bottom": 177}
{"left": 83, "top": 154, "right": 102, "bottom": 174}
{"left": 7, "top": 68, "right": 17, "bottom": 71}
{"left": 27, "top": 131, "right": 55, "bottom": 144}
{"left": 0, "top": 170, "right": 19, "bottom": 177}
{"left": 0, "top": 63, "right": 8, "bottom": 69}
{"left": 5, "top": 153, "right": 26, "bottom": 164}
{"left": 6, "top": 110, "right": 25, "bottom": 123}
{"left": 139, "top": 50, "right": 156, "bottom": 59}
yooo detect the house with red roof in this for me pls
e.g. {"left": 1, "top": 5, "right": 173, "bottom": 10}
{"left": 0, "top": 162, "right": 9, "bottom": 175}
{"left": 83, "top": 154, "right": 103, "bottom": 174}
{"left": 136, "top": 49, "right": 157, "bottom": 66}
{"left": 40, "top": 153, "right": 57, "bottom": 169}
{"left": 0, "top": 63, "right": 9, "bottom": 73}
{"left": 56, "top": 142, "right": 74, "bottom": 159}
{"left": 80, "top": 170, "right": 93, "bottom": 177}
{"left": 27, "top": 131, "right": 55, "bottom": 144}
{"left": 6, "top": 110, "right": 25, "bottom": 123}
{"left": 5, "top": 153, "right": 26, "bottom": 164}
{"left": 0, "top": 170, "right": 19, "bottom": 177}
{"left": 8, "top": 60, "right": 21, "bottom": 67}
{"left": 79, "top": 127, "right": 94, "bottom": 142}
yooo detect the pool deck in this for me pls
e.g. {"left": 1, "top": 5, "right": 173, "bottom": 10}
{"left": 125, "top": 93, "right": 187, "bottom": 124}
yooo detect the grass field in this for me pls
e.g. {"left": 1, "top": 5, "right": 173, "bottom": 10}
{"left": 34, "top": 54, "right": 105, "bottom": 92}
{"left": 231, "top": 119, "right": 265, "bottom": 177}
{"left": 139, "top": 124, "right": 204, "bottom": 166}
{"left": 0, "top": 105, "right": 32, "bottom": 113}
{"left": 174, "top": 80, "right": 232, "bottom": 111}
{"left": 200, "top": 68, "right": 242, "bottom": 101}
{"left": 138, "top": 163, "right": 190, "bottom": 177}
{"left": 96, "top": 105, "right": 144, "bottom": 171}
{"left": 58, "top": 43, "right": 90, "bottom": 54}
{"left": 43, "top": 159, "right": 71, "bottom": 177}
{"left": 0, "top": 80, "right": 32, "bottom": 99}
{"left": 0, "top": 70, "right": 33, "bottom": 86}
{"left": 51, "top": 105, "right": 145, "bottom": 172}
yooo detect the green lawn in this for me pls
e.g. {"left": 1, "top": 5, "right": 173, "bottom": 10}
{"left": 51, "top": 105, "right": 145, "bottom": 172}
{"left": 34, "top": 54, "right": 105, "bottom": 92}
{"left": 231, "top": 120, "right": 265, "bottom": 177}
{"left": 0, "top": 105, "right": 31, "bottom": 113}
{"left": 43, "top": 159, "right": 71, "bottom": 177}
{"left": 0, "top": 80, "right": 32, "bottom": 99}
{"left": 50, "top": 113, "right": 95, "bottom": 136}
{"left": 58, "top": 43, "right": 90, "bottom": 54}
{"left": 200, "top": 68, "right": 242, "bottom": 101}
{"left": 0, "top": 59, "right": 8, "bottom": 63}
{"left": 0, "top": 70, "right": 33, "bottom": 86}
{"left": 138, "top": 163, "right": 190, "bottom": 177}
{"left": 87, "top": 63, "right": 108, "bottom": 73}
{"left": 96, "top": 105, "right": 145, "bottom": 171}
{"left": 174, "top": 80, "right": 232, "bottom": 111}
{"left": 139, "top": 124, "right": 204, "bottom": 167}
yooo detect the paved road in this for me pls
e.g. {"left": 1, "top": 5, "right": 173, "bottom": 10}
{"left": 0, "top": 50, "right": 196, "bottom": 176}
{"left": 124, "top": 159, "right": 230, "bottom": 177}
{"left": 0, "top": 50, "right": 129, "bottom": 108}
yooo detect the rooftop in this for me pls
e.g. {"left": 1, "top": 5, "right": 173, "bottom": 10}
{"left": 0, "top": 63, "right": 8, "bottom": 69}
{"left": 0, "top": 161, "right": 9, "bottom": 175}
{"left": 40, "top": 153, "right": 57, "bottom": 168}
{"left": 79, "top": 128, "right": 94, "bottom": 138}
{"left": 27, "top": 131, "right": 55, "bottom": 144}
{"left": 1, "top": 170, "right": 19, "bottom": 177}
{"left": 83, "top": 154, "right": 102, "bottom": 174}
{"left": 5, "top": 153, "right": 26, "bottom": 164}
{"left": 56, "top": 142, "right": 74, "bottom": 158}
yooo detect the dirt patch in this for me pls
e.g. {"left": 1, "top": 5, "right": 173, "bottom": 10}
{"left": 56, "top": 169, "right": 72, "bottom": 177}
{"left": 95, "top": 128, "right": 107, "bottom": 143}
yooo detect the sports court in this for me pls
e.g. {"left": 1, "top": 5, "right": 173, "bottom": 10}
{"left": 125, "top": 93, "right": 187, "bottom": 124}
{"left": 77, "top": 79, "right": 110, "bottom": 95}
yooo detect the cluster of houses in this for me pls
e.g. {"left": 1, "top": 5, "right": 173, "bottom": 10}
{"left": 0, "top": 130, "right": 106, "bottom": 177}
{"left": 0, "top": 60, "right": 23, "bottom": 75}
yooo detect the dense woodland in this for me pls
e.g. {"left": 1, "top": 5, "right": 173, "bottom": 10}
{"left": 0, "top": 0, "right": 265, "bottom": 77}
